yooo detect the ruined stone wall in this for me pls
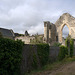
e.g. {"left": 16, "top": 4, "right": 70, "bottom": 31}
{"left": 44, "top": 21, "right": 49, "bottom": 43}
{"left": 44, "top": 13, "right": 75, "bottom": 45}
{"left": 21, "top": 44, "right": 60, "bottom": 74}
{"left": 15, "top": 36, "right": 35, "bottom": 44}
{"left": 55, "top": 13, "right": 75, "bottom": 43}
{"left": 49, "top": 23, "right": 57, "bottom": 45}
{"left": 44, "top": 21, "right": 57, "bottom": 45}
{"left": 20, "top": 44, "right": 40, "bottom": 74}
{"left": 49, "top": 46, "right": 60, "bottom": 61}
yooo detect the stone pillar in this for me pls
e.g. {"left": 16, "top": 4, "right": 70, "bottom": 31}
{"left": 49, "top": 25, "right": 51, "bottom": 39}
{"left": 44, "top": 21, "right": 49, "bottom": 43}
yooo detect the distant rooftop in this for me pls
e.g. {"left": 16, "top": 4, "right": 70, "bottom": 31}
{"left": 0, "top": 28, "right": 14, "bottom": 37}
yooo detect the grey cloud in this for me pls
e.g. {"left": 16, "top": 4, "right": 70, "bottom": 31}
{"left": 0, "top": 0, "right": 75, "bottom": 36}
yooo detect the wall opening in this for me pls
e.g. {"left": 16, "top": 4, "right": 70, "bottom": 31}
{"left": 62, "top": 25, "right": 69, "bottom": 39}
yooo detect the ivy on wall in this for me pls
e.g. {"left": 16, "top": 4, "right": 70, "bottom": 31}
{"left": 65, "top": 36, "right": 74, "bottom": 57}
{"left": 31, "top": 44, "right": 49, "bottom": 70}
{"left": 70, "top": 39, "right": 74, "bottom": 57}
{"left": 37, "top": 44, "right": 49, "bottom": 66}
{"left": 58, "top": 45, "right": 68, "bottom": 61}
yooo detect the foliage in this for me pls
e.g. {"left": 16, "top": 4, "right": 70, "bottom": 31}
{"left": 32, "top": 52, "right": 38, "bottom": 69}
{"left": 53, "top": 42, "right": 61, "bottom": 47}
{"left": 70, "top": 39, "right": 74, "bottom": 57}
{"left": 30, "top": 34, "right": 43, "bottom": 44}
{"left": 0, "top": 32, "right": 3, "bottom": 38}
{"left": 37, "top": 44, "right": 49, "bottom": 66}
{"left": 26, "top": 44, "right": 49, "bottom": 71}
{"left": 25, "top": 31, "right": 29, "bottom": 36}
{"left": 65, "top": 35, "right": 71, "bottom": 47}
{"left": 65, "top": 35, "right": 74, "bottom": 57}
{"left": 58, "top": 45, "right": 68, "bottom": 61}
{"left": 26, "top": 56, "right": 75, "bottom": 75}
{"left": 19, "top": 34, "right": 24, "bottom": 36}
{"left": 0, "top": 38, "right": 24, "bottom": 75}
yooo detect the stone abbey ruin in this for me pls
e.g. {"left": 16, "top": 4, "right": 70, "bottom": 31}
{"left": 44, "top": 13, "right": 75, "bottom": 45}
{"left": 0, "top": 13, "right": 75, "bottom": 45}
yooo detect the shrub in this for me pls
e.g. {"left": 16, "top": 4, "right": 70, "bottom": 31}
{"left": 0, "top": 38, "right": 24, "bottom": 75}
{"left": 58, "top": 45, "right": 68, "bottom": 61}
{"left": 65, "top": 36, "right": 74, "bottom": 57}
{"left": 37, "top": 44, "right": 49, "bottom": 66}
{"left": 0, "top": 32, "right": 3, "bottom": 38}
{"left": 70, "top": 39, "right": 74, "bottom": 57}
{"left": 53, "top": 42, "right": 61, "bottom": 47}
{"left": 32, "top": 52, "right": 38, "bottom": 69}
{"left": 30, "top": 34, "right": 43, "bottom": 44}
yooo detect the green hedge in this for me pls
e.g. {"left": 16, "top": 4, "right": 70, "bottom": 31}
{"left": 70, "top": 39, "right": 74, "bottom": 57}
{"left": 65, "top": 37, "right": 74, "bottom": 57}
{"left": 37, "top": 44, "right": 49, "bottom": 66}
{"left": 31, "top": 44, "right": 49, "bottom": 69}
{"left": 58, "top": 45, "right": 68, "bottom": 61}
{"left": 53, "top": 42, "right": 61, "bottom": 47}
{"left": 0, "top": 38, "right": 24, "bottom": 75}
{"left": 32, "top": 51, "right": 38, "bottom": 69}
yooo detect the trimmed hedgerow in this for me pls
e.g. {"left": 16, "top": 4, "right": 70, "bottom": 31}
{"left": 58, "top": 45, "right": 68, "bottom": 61}
{"left": 0, "top": 38, "right": 24, "bottom": 75}
{"left": 37, "top": 44, "right": 49, "bottom": 66}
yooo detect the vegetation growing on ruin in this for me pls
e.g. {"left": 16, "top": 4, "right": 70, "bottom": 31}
{"left": 31, "top": 44, "right": 49, "bottom": 70}
{"left": 58, "top": 45, "right": 68, "bottom": 61}
{"left": 30, "top": 34, "right": 43, "bottom": 44}
{"left": 65, "top": 35, "right": 74, "bottom": 57}
{"left": 53, "top": 42, "right": 61, "bottom": 47}
{"left": 37, "top": 44, "right": 49, "bottom": 66}
{"left": 26, "top": 36, "right": 74, "bottom": 75}
{"left": 70, "top": 39, "right": 74, "bottom": 57}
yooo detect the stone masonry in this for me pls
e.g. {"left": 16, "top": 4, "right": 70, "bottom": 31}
{"left": 44, "top": 13, "right": 75, "bottom": 45}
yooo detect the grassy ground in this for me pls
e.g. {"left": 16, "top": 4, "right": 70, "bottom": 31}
{"left": 25, "top": 56, "right": 75, "bottom": 75}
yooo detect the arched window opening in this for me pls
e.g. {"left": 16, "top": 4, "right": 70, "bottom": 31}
{"left": 62, "top": 25, "right": 69, "bottom": 39}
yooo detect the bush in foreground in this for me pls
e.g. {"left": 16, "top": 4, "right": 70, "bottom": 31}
{"left": 0, "top": 38, "right": 24, "bottom": 75}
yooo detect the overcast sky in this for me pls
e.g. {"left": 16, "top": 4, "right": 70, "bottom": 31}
{"left": 0, "top": 0, "right": 75, "bottom": 36}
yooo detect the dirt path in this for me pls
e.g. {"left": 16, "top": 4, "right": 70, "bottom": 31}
{"left": 32, "top": 61, "right": 75, "bottom": 75}
{"left": 49, "top": 61, "right": 75, "bottom": 75}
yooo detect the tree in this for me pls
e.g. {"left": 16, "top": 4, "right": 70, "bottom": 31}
{"left": 0, "top": 32, "right": 3, "bottom": 38}
{"left": 30, "top": 34, "right": 44, "bottom": 44}
{"left": 25, "top": 30, "right": 29, "bottom": 36}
